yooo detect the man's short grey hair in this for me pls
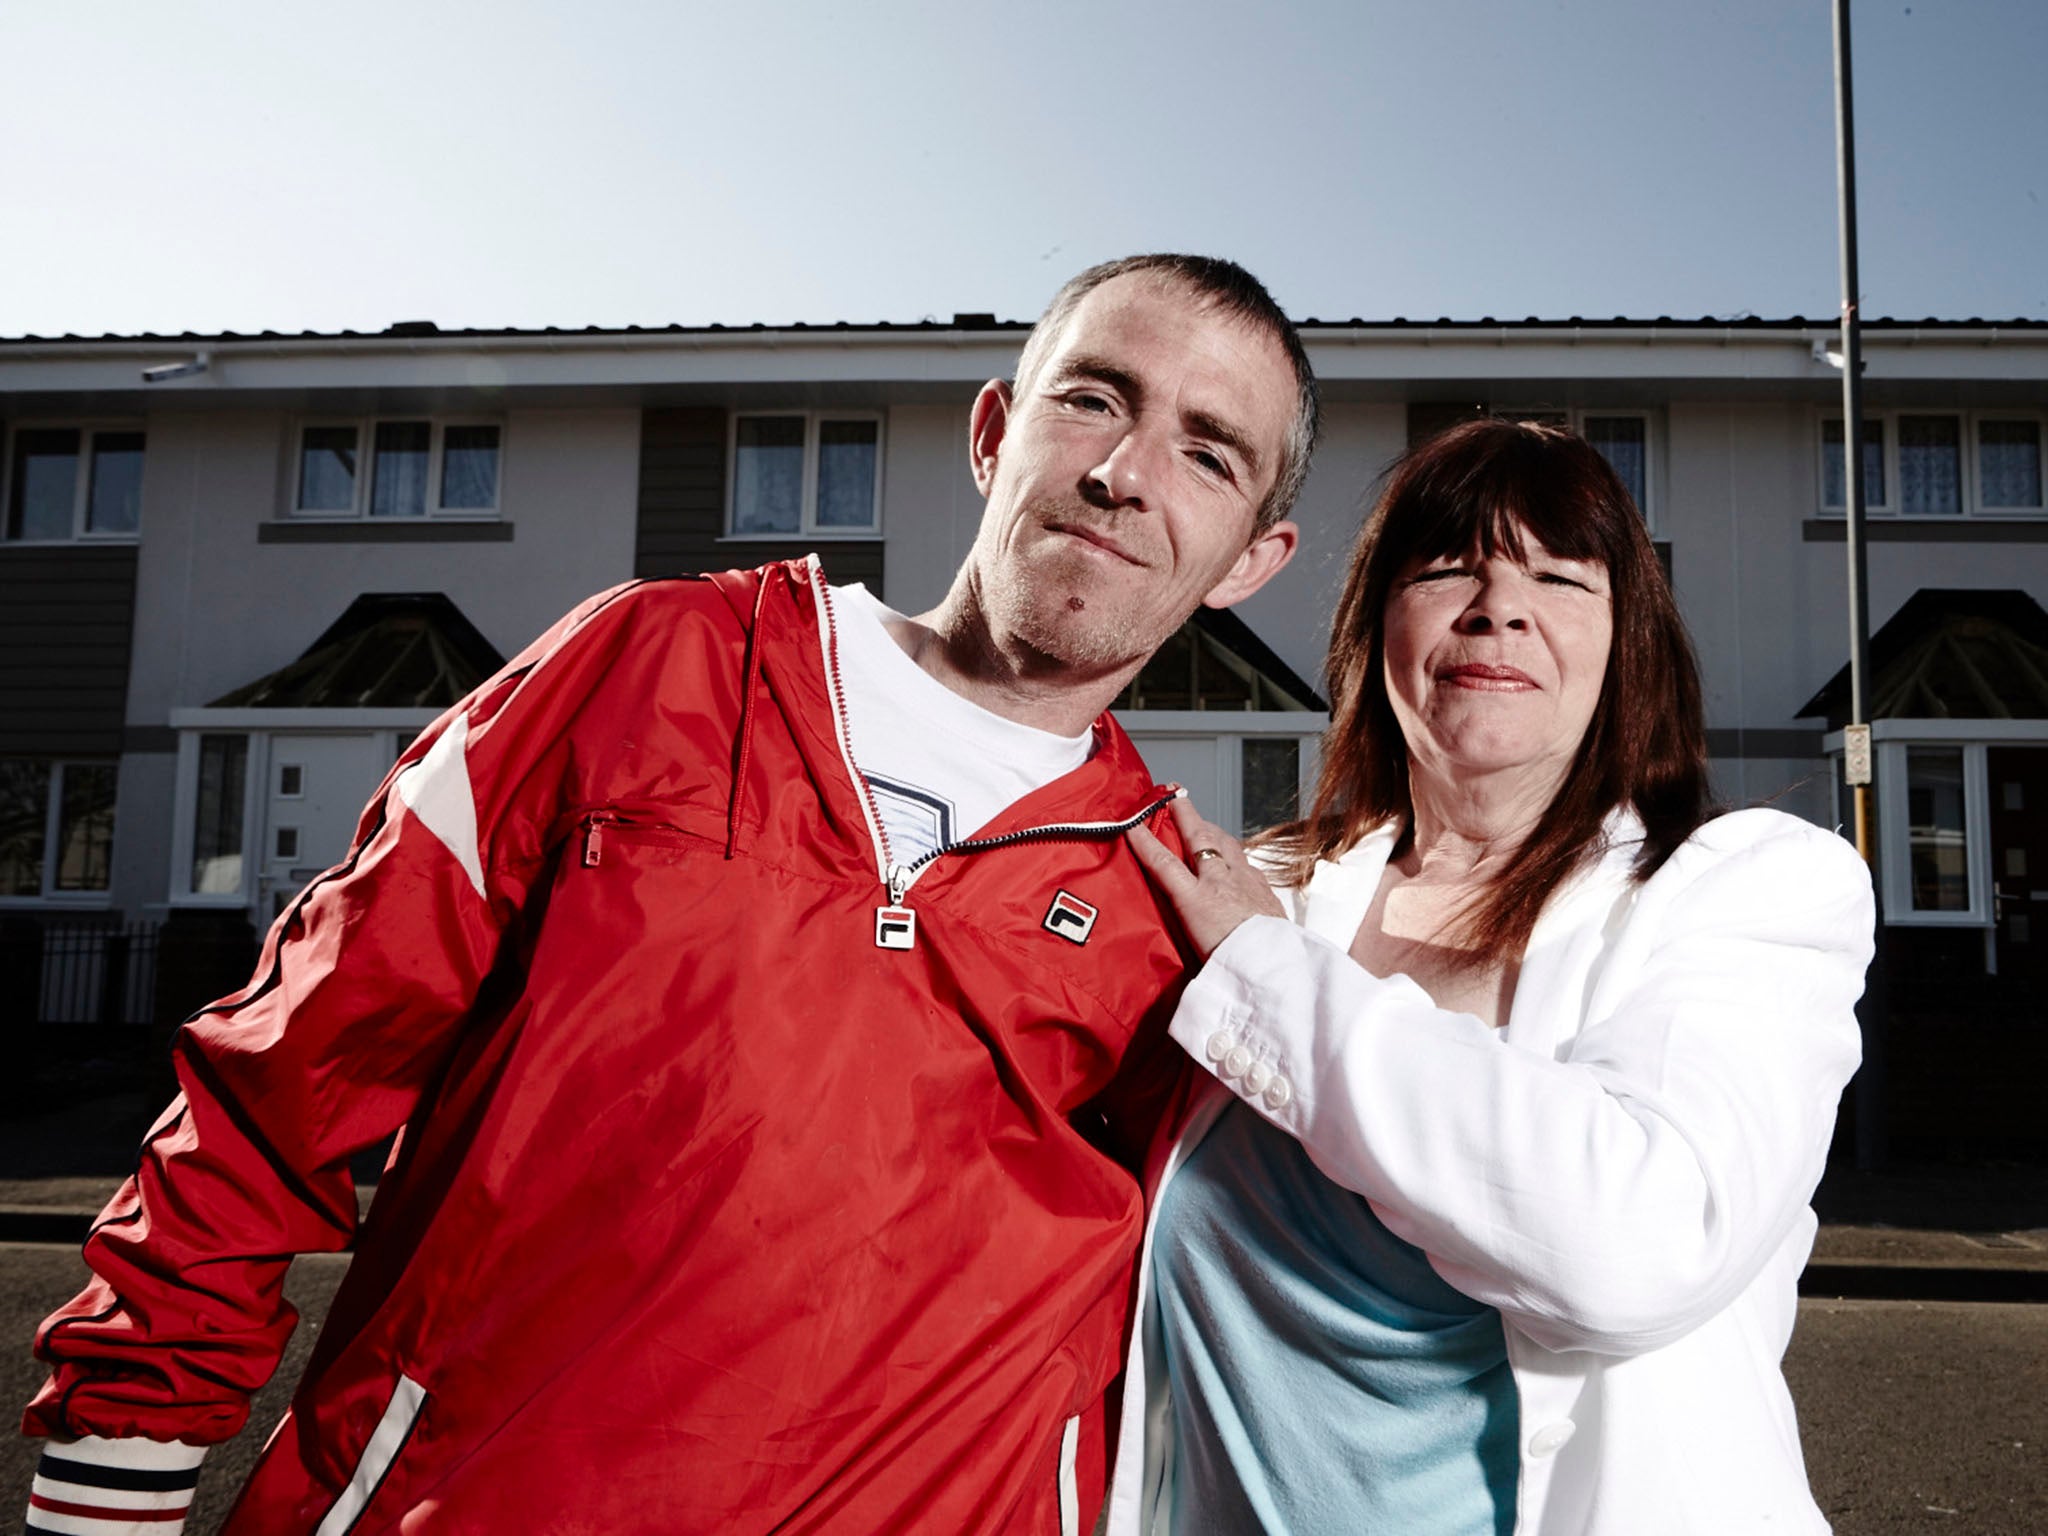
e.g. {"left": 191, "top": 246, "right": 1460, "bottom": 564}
{"left": 1010, "top": 254, "right": 1321, "bottom": 532}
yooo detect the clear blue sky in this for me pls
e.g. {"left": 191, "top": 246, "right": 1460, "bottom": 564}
{"left": 3, "top": 0, "right": 2042, "bottom": 336}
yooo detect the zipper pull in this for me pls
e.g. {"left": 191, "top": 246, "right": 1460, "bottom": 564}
{"left": 875, "top": 864, "right": 917, "bottom": 950}
{"left": 582, "top": 813, "right": 616, "bottom": 868}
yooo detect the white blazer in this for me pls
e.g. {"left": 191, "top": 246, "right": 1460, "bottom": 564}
{"left": 1104, "top": 807, "right": 1875, "bottom": 1536}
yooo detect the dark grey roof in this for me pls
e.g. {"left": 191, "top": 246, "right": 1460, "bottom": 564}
{"left": 1113, "top": 608, "right": 1325, "bottom": 714}
{"left": 210, "top": 593, "right": 505, "bottom": 709}
{"left": 5, "top": 314, "right": 2046, "bottom": 347}
{"left": 1798, "top": 589, "right": 2048, "bottom": 726}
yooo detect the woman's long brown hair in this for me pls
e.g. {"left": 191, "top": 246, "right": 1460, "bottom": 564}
{"left": 1266, "top": 417, "right": 1715, "bottom": 965}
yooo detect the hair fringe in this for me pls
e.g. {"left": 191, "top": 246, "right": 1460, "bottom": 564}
{"left": 1258, "top": 418, "right": 1716, "bottom": 967}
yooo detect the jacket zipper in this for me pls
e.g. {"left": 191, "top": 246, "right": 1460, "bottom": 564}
{"left": 579, "top": 796, "right": 1181, "bottom": 889}
{"left": 809, "top": 566, "right": 901, "bottom": 897}
{"left": 600, "top": 563, "right": 1181, "bottom": 946}
{"left": 884, "top": 789, "right": 1183, "bottom": 903}
{"left": 580, "top": 809, "right": 699, "bottom": 868}
{"left": 808, "top": 561, "right": 1182, "bottom": 920}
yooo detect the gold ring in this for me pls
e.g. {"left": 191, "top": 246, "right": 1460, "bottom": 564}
{"left": 1191, "top": 848, "right": 1224, "bottom": 863}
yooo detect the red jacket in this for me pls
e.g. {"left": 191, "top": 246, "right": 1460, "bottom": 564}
{"left": 27, "top": 559, "right": 1189, "bottom": 1534}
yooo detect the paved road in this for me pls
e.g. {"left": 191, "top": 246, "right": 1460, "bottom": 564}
{"left": 3, "top": 1244, "right": 2043, "bottom": 1534}
{"left": 2, "top": 1245, "right": 346, "bottom": 1536}
{"left": 1789, "top": 1297, "right": 2047, "bottom": 1534}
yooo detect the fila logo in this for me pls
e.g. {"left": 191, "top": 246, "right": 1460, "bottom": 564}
{"left": 1043, "top": 890, "right": 1099, "bottom": 945}
{"left": 875, "top": 905, "right": 917, "bottom": 950}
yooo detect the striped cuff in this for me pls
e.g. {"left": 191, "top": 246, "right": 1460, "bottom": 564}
{"left": 27, "top": 1435, "right": 206, "bottom": 1536}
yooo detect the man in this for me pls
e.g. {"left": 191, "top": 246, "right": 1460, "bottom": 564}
{"left": 22, "top": 255, "right": 1316, "bottom": 1535}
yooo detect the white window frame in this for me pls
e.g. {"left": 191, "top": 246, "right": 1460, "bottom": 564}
{"left": 0, "top": 758, "right": 118, "bottom": 907}
{"left": 170, "top": 729, "right": 260, "bottom": 907}
{"left": 1972, "top": 410, "right": 2048, "bottom": 514}
{"left": 1817, "top": 408, "right": 2048, "bottom": 519}
{"left": 723, "top": 410, "right": 885, "bottom": 539}
{"left": 0, "top": 422, "right": 147, "bottom": 544}
{"left": 1879, "top": 737, "right": 1990, "bottom": 927}
{"left": 1489, "top": 406, "right": 1659, "bottom": 528}
{"left": 1825, "top": 721, "right": 2048, "bottom": 961}
{"left": 288, "top": 417, "right": 505, "bottom": 521}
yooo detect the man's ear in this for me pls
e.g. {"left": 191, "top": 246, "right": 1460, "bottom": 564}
{"left": 968, "top": 379, "right": 1013, "bottom": 497}
{"left": 1202, "top": 519, "right": 1299, "bottom": 609}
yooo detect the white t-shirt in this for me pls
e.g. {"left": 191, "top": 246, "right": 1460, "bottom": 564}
{"left": 830, "top": 583, "right": 1092, "bottom": 871}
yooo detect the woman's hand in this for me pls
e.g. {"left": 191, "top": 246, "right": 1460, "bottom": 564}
{"left": 1126, "top": 793, "right": 1287, "bottom": 960}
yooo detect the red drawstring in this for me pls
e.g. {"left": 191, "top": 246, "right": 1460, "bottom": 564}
{"left": 725, "top": 566, "right": 777, "bottom": 859}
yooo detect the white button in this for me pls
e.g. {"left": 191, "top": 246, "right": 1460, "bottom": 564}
{"left": 1262, "top": 1076, "right": 1293, "bottom": 1111}
{"left": 1222, "top": 1046, "right": 1253, "bottom": 1079}
{"left": 1242, "top": 1061, "right": 1273, "bottom": 1095}
{"left": 1527, "top": 1420, "right": 1576, "bottom": 1458}
{"left": 1204, "top": 1030, "right": 1236, "bottom": 1063}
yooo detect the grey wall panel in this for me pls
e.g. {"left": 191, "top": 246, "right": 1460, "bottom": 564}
{"left": 635, "top": 408, "right": 882, "bottom": 590}
{"left": 634, "top": 407, "right": 729, "bottom": 578}
{"left": 0, "top": 545, "right": 137, "bottom": 755}
{"left": 257, "top": 521, "right": 516, "bottom": 544}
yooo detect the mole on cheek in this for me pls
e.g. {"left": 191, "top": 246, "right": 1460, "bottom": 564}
{"left": 1067, "top": 597, "right": 1087, "bottom": 612}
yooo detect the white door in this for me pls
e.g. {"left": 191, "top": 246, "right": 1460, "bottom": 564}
{"left": 1126, "top": 735, "right": 1237, "bottom": 834}
{"left": 259, "top": 733, "right": 391, "bottom": 919}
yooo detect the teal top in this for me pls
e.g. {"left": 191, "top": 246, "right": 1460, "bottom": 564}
{"left": 1153, "top": 1102, "right": 1518, "bottom": 1535}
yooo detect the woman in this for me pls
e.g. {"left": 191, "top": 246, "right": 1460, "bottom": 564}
{"left": 1115, "top": 419, "right": 1874, "bottom": 1535}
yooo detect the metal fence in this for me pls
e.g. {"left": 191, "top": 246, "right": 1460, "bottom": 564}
{"left": 1, "top": 920, "right": 161, "bottom": 1029}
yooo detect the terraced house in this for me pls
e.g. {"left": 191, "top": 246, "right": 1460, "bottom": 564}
{"left": 3, "top": 309, "right": 2044, "bottom": 1156}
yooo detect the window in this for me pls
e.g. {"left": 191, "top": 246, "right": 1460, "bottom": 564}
{"left": 1241, "top": 738, "right": 1302, "bottom": 834}
{"left": 191, "top": 734, "right": 248, "bottom": 894}
{"left": 1115, "top": 722, "right": 1324, "bottom": 846}
{"left": 1978, "top": 418, "right": 2043, "bottom": 511}
{"left": 4, "top": 426, "right": 145, "bottom": 540}
{"left": 0, "top": 759, "right": 118, "bottom": 900}
{"left": 728, "top": 413, "right": 881, "bottom": 536}
{"left": 1897, "top": 415, "right": 1962, "bottom": 515}
{"left": 1823, "top": 418, "right": 1888, "bottom": 510}
{"left": 1867, "top": 734, "right": 1995, "bottom": 927}
{"left": 1905, "top": 746, "right": 1970, "bottom": 912}
{"left": 1493, "top": 408, "right": 1654, "bottom": 522}
{"left": 292, "top": 419, "right": 501, "bottom": 518}
{"left": 1581, "top": 415, "right": 1649, "bottom": 516}
{"left": 1822, "top": 410, "right": 2047, "bottom": 517}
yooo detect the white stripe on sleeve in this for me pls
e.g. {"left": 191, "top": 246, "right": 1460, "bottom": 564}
{"left": 395, "top": 710, "right": 486, "bottom": 898}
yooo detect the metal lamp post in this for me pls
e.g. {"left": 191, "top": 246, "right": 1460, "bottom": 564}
{"left": 1834, "top": 0, "right": 1886, "bottom": 1170}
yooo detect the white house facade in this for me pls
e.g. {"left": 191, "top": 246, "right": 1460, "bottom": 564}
{"left": 5, "top": 311, "right": 2045, "bottom": 1152}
